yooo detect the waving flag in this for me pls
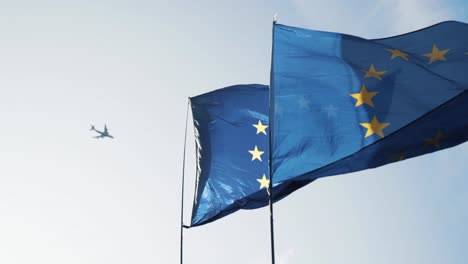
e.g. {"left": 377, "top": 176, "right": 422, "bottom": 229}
{"left": 271, "top": 21, "right": 468, "bottom": 184}
{"left": 190, "top": 84, "right": 314, "bottom": 226}
{"left": 189, "top": 84, "right": 270, "bottom": 226}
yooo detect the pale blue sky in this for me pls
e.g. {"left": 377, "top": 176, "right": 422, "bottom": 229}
{"left": 0, "top": 1, "right": 466, "bottom": 263}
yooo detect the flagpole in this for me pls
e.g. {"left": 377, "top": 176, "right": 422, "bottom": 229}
{"left": 268, "top": 15, "right": 278, "bottom": 264}
{"left": 180, "top": 99, "right": 190, "bottom": 264}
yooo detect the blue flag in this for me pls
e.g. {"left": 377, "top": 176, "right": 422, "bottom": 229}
{"left": 190, "top": 84, "right": 314, "bottom": 226}
{"left": 189, "top": 84, "right": 270, "bottom": 226}
{"left": 189, "top": 21, "right": 468, "bottom": 227}
{"left": 272, "top": 21, "right": 468, "bottom": 184}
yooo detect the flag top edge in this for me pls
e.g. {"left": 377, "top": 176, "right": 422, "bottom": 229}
{"left": 274, "top": 20, "right": 468, "bottom": 41}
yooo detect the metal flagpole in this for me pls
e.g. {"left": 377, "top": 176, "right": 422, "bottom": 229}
{"left": 268, "top": 15, "right": 278, "bottom": 264}
{"left": 268, "top": 182, "right": 276, "bottom": 264}
{"left": 180, "top": 99, "right": 190, "bottom": 264}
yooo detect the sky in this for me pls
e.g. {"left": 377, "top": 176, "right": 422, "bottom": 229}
{"left": 0, "top": 0, "right": 466, "bottom": 263}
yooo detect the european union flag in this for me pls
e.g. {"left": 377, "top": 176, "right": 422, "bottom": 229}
{"left": 189, "top": 84, "right": 271, "bottom": 226}
{"left": 190, "top": 84, "right": 315, "bottom": 226}
{"left": 272, "top": 21, "right": 468, "bottom": 184}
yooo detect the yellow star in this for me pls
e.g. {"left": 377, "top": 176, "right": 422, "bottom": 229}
{"left": 386, "top": 48, "right": 409, "bottom": 60}
{"left": 364, "top": 64, "right": 386, "bottom": 80}
{"left": 397, "top": 152, "right": 406, "bottom": 161}
{"left": 424, "top": 130, "right": 444, "bottom": 149}
{"left": 398, "top": 153, "right": 406, "bottom": 161}
{"left": 389, "top": 152, "right": 406, "bottom": 162}
{"left": 257, "top": 174, "right": 270, "bottom": 190}
{"left": 350, "top": 84, "right": 378, "bottom": 107}
{"left": 360, "top": 116, "right": 390, "bottom": 138}
{"left": 423, "top": 44, "right": 449, "bottom": 64}
{"left": 253, "top": 120, "right": 268, "bottom": 135}
{"left": 248, "top": 145, "right": 264, "bottom": 161}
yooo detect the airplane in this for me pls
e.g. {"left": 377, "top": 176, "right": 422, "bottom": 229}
{"left": 90, "top": 124, "right": 114, "bottom": 139}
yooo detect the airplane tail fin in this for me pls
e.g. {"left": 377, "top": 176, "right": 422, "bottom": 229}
{"left": 90, "top": 125, "right": 95, "bottom": 131}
